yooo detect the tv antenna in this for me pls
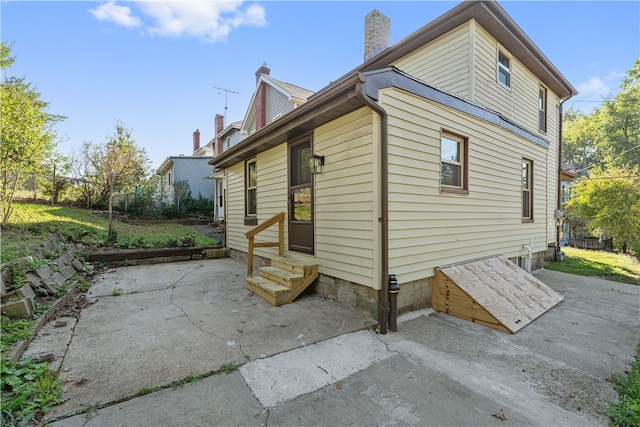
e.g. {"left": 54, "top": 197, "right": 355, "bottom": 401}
{"left": 214, "top": 86, "right": 238, "bottom": 124}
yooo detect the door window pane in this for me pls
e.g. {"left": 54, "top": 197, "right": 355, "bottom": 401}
{"left": 292, "top": 187, "right": 311, "bottom": 221}
{"left": 292, "top": 145, "right": 311, "bottom": 186}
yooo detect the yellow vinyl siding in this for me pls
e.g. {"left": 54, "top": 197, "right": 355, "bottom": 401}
{"left": 473, "top": 24, "right": 562, "bottom": 139}
{"left": 224, "top": 145, "right": 288, "bottom": 256}
{"left": 226, "top": 162, "right": 247, "bottom": 252}
{"left": 252, "top": 144, "right": 288, "bottom": 260}
{"left": 381, "top": 88, "right": 550, "bottom": 284}
{"left": 314, "top": 107, "right": 378, "bottom": 288}
{"left": 393, "top": 22, "right": 471, "bottom": 99}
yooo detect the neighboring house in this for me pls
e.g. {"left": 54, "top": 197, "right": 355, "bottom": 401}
{"left": 211, "top": 119, "right": 243, "bottom": 221}
{"left": 210, "top": 2, "right": 577, "bottom": 328}
{"left": 559, "top": 162, "right": 608, "bottom": 249}
{"left": 559, "top": 164, "right": 580, "bottom": 247}
{"left": 240, "top": 64, "right": 314, "bottom": 137}
{"left": 157, "top": 129, "right": 215, "bottom": 204}
{"left": 215, "top": 120, "right": 243, "bottom": 157}
{"left": 209, "top": 66, "right": 313, "bottom": 221}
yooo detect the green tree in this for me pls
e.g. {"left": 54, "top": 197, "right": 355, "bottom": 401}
{"left": 119, "top": 174, "right": 161, "bottom": 219}
{"left": 597, "top": 59, "right": 640, "bottom": 168}
{"left": 563, "top": 60, "right": 640, "bottom": 168}
{"left": 562, "top": 108, "right": 600, "bottom": 166}
{"left": 0, "top": 43, "right": 65, "bottom": 224}
{"left": 86, "top": 121, "right": 150, "bottom": 238}
{"left": 566, "top": 166, "right": 640, "bottom": 253}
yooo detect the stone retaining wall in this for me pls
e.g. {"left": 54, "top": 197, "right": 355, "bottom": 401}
{"left": 1, "top": 235, "right": 89, "bottom": 317}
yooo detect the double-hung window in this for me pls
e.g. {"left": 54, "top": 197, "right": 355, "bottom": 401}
{"left": 522, "top": 159, "right": 533, "bottom": 221}
{"left": 538, "top": 87, "right": 547, "bottom": 132}
{"left": 498, "top": 51, "right": 511, "bottom": 88}
{"left": 440, "top": 132, "right": 468, "bottom": 193}
{"left": 245, "top": 159, "right": 257, "bottom": 225}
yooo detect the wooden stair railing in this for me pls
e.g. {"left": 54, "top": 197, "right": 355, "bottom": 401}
{"left": 244, "top": 212, "right": 285, "bottom": 276}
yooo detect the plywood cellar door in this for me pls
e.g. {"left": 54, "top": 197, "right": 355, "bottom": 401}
{"left": 433, "top": 256, "right": 563, "bottom": 333}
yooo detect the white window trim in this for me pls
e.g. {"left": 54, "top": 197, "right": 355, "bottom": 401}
{"left": 538, "top": 86, "right": 547, "bottom": 133}
{"left": 497, "top": 48, "right": 512, "bottom": 90}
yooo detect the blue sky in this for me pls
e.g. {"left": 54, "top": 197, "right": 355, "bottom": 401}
{"left": 2, "top": 1, "right": 639, "bottom": 168}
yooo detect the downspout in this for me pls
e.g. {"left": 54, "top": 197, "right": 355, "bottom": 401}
{"left": 355, "top": 80, "right": 390, "bottom": 335}
{"left": 556, "top": 99, "right": 568, "bottom": 259}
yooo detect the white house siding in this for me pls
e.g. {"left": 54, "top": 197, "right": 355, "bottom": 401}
{"left": 381, "top": 88, "right": 550, "bottom": 285}
{"left": 392, "top": 22, "right": 471, "bottom": 100}
{"left": 172, "top": 158, "right": 215, "bottom": 200}
{"left": 163, "top": 166, "right": 175, "bottom": 203}
{"left": 266, "top": 86, "right": 294, "bottom": 123}
{"left": 314, "top": 107, "right": 379, "bottom": 289}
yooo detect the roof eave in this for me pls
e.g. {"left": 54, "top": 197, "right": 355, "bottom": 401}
{"left": 313, "top": 1, "right": 576, "bottom": 101}
{"left": 210, "top": 72, "right": 366, "bottom": 168}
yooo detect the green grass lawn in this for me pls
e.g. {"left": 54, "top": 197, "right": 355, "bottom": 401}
{"left": 545, "top": 246, "right": 639, "bottom": 285}
{"left": 2, "top": 202, "right": 220, "bottom": 263}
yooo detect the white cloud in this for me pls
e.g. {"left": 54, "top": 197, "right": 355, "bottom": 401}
{"left": 577, "top": 76, "right": 610, "bottom": 100}
{"left": 91, "top": 1, "right": 267, "bottom": 43}
{"left": 570, "top": 70, "right": 626, "bottom": 113}
{"left": 90, "top": 2, "right": 141, "bottom": 28}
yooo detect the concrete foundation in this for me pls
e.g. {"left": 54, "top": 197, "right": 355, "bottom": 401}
{"left": 229, "top": 249, "right": 433, "bottom": 321}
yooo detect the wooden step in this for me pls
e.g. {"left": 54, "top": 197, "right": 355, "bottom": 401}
{"left": 246, "top": 276, "right": 290, "bottom": 306}
{"left": 271, "top": 257, "right": 317, "bottom": 277}
{"left": 259, "top": 266, "right": 304, "bottom": 289}
{"left": 247, "top": 257, "right": 319, "bottom": 306}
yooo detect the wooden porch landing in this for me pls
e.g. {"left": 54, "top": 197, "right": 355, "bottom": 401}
{"left": 433, "top": 256, "right": 563, "bottom": 333}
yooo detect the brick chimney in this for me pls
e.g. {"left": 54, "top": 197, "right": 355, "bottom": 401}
{"left": 364, "top": 10, "right": 390, "bottom": 61}
{"left": 254, "top": 63, "right": 270, "bottom": 131}
{"left": 193, "top": 129, "right": 200, "bottom": 153}
{"left": 214, "top": 114, "right": 224, "bottom": 156}
{"left": 255, "top": 63, "right": 270, "bottom": 84}
{"left": 215, "top": 114, "right": 224, "bottom": 136}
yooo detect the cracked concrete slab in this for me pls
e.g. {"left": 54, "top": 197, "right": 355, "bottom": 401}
{"left": 46, "top": 258, "right": 375, "bottom": 418}
{"left": 22, "top": 317, "right": 77, "bottom": 372}
{"left": 241, "top": 330, "right": 392, "bottom": 407}
{"left": 46, "top": 268, "right": 638, "bottom": 427}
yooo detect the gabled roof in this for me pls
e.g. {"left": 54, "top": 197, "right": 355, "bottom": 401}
{"left": 219, "top": 120, "right": 242, "bottom": 139}
{"left": 158, "top": 155, "right": 214, "bottom": 174}
{"left": 240, "top": 74, "right": 314, "bottom": 134}
{"left": 212, "top": 0, "right": 577, "bottom": 169}
{"left": 561, "top": 162, "right": 587, "bottom": 179}
{"left": 265, "top": 76, "right": 314, "bottom": 104}
{"left": 311, "top": 0, "right": 576, "bottom": 102}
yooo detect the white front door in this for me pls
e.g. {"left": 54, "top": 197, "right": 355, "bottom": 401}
{"left": 216, "top": 179, "right": 225, "bottom": 221}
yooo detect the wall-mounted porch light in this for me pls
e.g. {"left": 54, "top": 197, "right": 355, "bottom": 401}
{"left": 311, "top": 154, "right": 325, "bottom": 174}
